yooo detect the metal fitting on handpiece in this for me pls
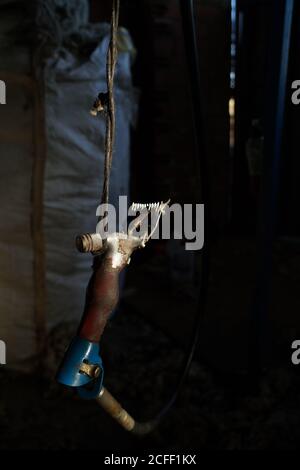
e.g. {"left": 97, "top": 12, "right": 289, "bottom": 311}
{"left": 76, "top": 233, "right": 104, "bottom": 253}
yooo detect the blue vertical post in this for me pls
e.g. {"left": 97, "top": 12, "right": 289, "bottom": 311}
{"left": 249, "top": 0, "right": 294, "bottom": 372}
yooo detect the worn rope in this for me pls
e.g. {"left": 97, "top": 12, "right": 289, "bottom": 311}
{"left": 101, "top": 0, "right": 120, "bottom": 207}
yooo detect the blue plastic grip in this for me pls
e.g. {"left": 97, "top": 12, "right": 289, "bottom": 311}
{"left": 56, "top": 336, "right": 103, "bottom": 398}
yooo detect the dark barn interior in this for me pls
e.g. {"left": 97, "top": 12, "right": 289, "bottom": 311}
{"left": 0, "top": 0, "right": 300, "bottom": 452}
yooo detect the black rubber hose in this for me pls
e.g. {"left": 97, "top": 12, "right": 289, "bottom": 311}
{"left": 129, "top": 0, "right": 211, "bottom": 435}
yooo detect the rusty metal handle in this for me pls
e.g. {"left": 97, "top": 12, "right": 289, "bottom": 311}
{"left": 76, "top": 234, "right": 143, "bottom": 344}
{"left": 78, "top": 261, "right": 121, "bottom": 343}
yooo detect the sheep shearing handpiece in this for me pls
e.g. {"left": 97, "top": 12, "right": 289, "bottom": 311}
{"left": 56, "top": 202, "right": 169, "bottom": 399}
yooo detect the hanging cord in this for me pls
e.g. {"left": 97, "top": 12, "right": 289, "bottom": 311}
{"left": 101, "top": 0, "right": 120, "bottom": 206}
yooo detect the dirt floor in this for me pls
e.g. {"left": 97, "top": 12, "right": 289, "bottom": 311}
{"left": 0, "top": 310, "right": 300, "bottom": 450}
{"left": 0, "top": 238, "right": 300, "bottom": 450}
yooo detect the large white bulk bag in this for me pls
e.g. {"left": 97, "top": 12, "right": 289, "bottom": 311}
{"left": 0, "top": 0, "right": 137, "bottom": 370}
